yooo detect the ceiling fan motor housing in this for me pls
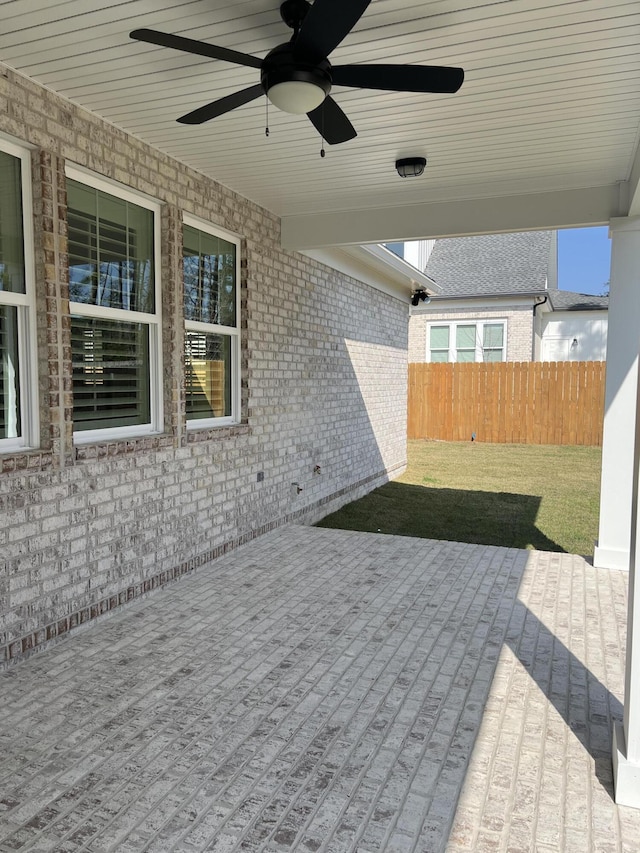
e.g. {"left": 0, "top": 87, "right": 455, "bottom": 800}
{"left": 279, "top": 0, "right": 311, "bottom": 31}
{"left": 261, "top": 43, "right": 332, "bottom": 103}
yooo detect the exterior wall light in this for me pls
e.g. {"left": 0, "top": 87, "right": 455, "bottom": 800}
{"left": 396, "top": 157, "right": 427, "bottom": 178}
{"left": 411, "top": 290, "right": 431, "bottom": 306}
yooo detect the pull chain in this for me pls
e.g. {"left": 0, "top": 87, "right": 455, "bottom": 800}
{"left": 265, "top": 97, "right": 270, "bottom": 137}
{"left": 320, "top": 103, "right": 326, "bottom": 158}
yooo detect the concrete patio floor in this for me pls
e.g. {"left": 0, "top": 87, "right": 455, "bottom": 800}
{"left": 1, "top": 525, "right": 639, "bottom": 852}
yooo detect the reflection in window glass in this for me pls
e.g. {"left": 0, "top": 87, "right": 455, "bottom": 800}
{"left": 183, "top": 225, "right": 236, "bottom": 327}
{"left": 67, "top": 175, "right": 159, "bottom": 436}
{"left": 0, "top": 145, "right": 30, "bottom": 450}
{"left": 185, "top": 332, "right": 232, "bottom": 420}
{"left": 71, "top": 316, "right": 150, "bottom": 431}
{"left": 0, "top": 306, "right": 21, "bottom": 439}
{"left": 183, "top": 220, "right": 239, "bottom": 427}
{"left": 67, "top": 180, "right": 154, "bottom": 313}
{"left": 0, "top": 151, "right": 25, "bottom": 295}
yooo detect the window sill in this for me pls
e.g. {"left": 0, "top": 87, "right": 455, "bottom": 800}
{"left": 186, "top": 423, "right": 250, "bottom": 444}
{"left": 73, "top": 432, "right": 176, "bottom": 462}
{"left": 0, "top": 448, "right": 54, "bottom": 474}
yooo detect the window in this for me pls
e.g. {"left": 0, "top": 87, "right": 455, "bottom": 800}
{"left": 66, "top": 167, "right": 162, "bottom": 440}
{"left": 482, "top": 323, "right": 505, "bottom": 362}
{"left": 0, "top": 140, "right": 37, "bottom": 452}
{"left": 183, "top": 217, "right": 240, "bottom": 426}
{"left": 455, "top": 325, "right": 476, "bottom": 362}
{"left": 429, "top": 326, "right": 449, "bottom": 362}
{"left": 428, "top": 320, "right": 506, "bottom": 363}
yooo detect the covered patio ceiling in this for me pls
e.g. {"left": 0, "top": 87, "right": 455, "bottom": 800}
{"left": 1, "top": 0, "right": 639, "bottom": 248}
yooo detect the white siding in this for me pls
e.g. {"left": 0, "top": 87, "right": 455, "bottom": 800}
{"left": 541, "top": 311, "right": 608, "bottom": 361}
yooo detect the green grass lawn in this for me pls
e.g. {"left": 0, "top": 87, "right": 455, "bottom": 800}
{"left": 317, "top": 440, "right": 602, "bottom": 556}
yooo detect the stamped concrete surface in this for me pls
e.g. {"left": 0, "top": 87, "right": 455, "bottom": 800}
{"left": 1, "top": 526, "right": 639, "bottom": 852}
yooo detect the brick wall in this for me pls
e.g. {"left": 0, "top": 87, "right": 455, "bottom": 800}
{"left": 0, "top": 67, "right": 408, "bottom": 666}
{"left": 409, "top": 304, "right": 534, "bottom": 362}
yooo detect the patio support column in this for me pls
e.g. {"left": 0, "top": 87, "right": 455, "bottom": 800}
{"left": 611, "top": 216, "right": 640, "bottom": 808}
{"left": 613, "top": 347, "right": 640, "bottom": 807}
{"left": 594, "top": 217, "right": 640, "bottom": 571}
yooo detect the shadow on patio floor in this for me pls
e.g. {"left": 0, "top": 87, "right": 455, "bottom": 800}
{"left": 318, "top": 482, "right": 564, "bottom": 553}
{"left": 504, "top": 603, "right": 622, "bottom": 801}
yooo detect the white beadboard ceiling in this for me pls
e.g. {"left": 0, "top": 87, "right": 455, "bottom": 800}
{"left": 1, "top": 0, "right": 639, "bottom": 248}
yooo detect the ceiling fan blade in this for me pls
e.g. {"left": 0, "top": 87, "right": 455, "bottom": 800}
{"left": 307, "top": 97, "right": 357, "bottom": 145}
{"left": 332, "top": 64, "right": 464, "bottom": 94}
{"left": 294, "top": 0, "right": 371, "bottom": 63}
{"left": 130, "top": 28, "right": 262, "bottom": 69}
{"left": 177, "top": 84, "right": 264, "bottom": 124}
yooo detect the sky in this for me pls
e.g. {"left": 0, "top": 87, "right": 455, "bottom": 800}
{"left": 557, "top": 226, "right": 611, "bottom": 295}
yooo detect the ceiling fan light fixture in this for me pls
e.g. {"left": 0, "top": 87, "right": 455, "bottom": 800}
{"left": 267, "top": 80, "right": 327, "bottom": 114}
{"left": 396, "top": 157, "right": 427, "bottom": 178}
{"left": 132, "top": 0, "right": 465, "bottom": 142}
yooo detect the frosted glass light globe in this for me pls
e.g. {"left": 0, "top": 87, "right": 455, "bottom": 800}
{"left": 267, "top": 81, "right": 326, "bottom": 114}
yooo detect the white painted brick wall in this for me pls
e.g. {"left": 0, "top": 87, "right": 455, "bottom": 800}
{"left": 0, "top": 67, "right": 408, "bottom": 665}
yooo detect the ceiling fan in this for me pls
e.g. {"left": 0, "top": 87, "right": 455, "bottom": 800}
{"left": 130, "top": 0, "right": 464, "bottom": 145}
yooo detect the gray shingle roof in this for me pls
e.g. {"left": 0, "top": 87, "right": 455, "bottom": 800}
{"left": 548, "top": 290, "right": 609, "bottom": 311}
{"left": 425, "top": 231, "right": 553, "bottom": 297}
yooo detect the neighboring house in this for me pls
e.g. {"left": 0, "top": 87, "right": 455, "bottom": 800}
{"left": 406, "top": 231, "right": 609, "bottom": 363}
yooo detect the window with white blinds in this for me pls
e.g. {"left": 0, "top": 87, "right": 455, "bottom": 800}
{"left": 66, "top": 168, "right": 162, "bottom": 440}
{"left": 0, "top": 141, "right": 37, "bottom": 452}
{"left": 70, "top": 317, "right": 150, "bottom": 431}
{"left": 183, "top": 217, "right": 240, "bottom": 426}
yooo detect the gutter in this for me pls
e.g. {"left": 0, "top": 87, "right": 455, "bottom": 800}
{"left": 301, "top": 244, "right": 439, "bottom": 301}
{"left": 427, "top": 290, "right": 548, "bottom": 302}
{"left": 533, "top": 294, "right": 548, "bottom": 316}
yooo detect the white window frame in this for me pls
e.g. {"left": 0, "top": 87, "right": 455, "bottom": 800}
{"left": 183, "top": 214, "right": 241, "bottom": 429}
{"left": 0, "top": 137, "right": 38, "bottom": 453}
{"left": 66, "top": 165, "right": 163, "bottom": 443}
{"left": 426, "top": 319, "right": 508, "bottom": 363}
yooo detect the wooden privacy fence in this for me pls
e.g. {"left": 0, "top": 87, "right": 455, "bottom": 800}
{"left": 408, "top": 361, "right": 606, "bottom": 446}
